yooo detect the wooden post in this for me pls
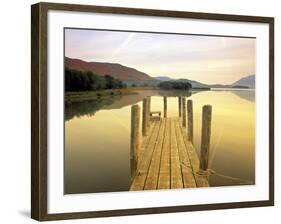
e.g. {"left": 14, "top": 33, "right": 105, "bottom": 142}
{"left": 187, "top": 100, "right": 194, "bottom": 143}
{"left": 178, "top": 96, "right": 182, "bottom": 117}
{"left": 147, "top": 97, "right": 151, "bottom": 129}
{"left": 182, "top": 97, "right": 186, "bottom": 127}
{"left": 131, "top": 104, "right": 140, "bottom": 177}
{"left": 199, "top": 105, "right": 212, "bottom": 173}
{"left": 163, "top": 96, "right": 167, "bottom": 118}
{"left": 142, "top": 98, "right": 148, "bottom": 136}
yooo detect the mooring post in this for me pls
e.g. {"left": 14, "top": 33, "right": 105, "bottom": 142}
{"left": 131, "top": 104, "right": 140, "bottom": 174}
{"left": 142, "top": 98, "right": 148, "bottom": 136}
{"left": 164, "top": 96, "right": 167, "bottom": 118}
{"left": 147, "top": 96, "right": 151, "bottom": 129}
{"left": 199, "top": 105, "right": 212, "bottom": 173}
{"left": 187, "top": 100, "right": 194, "bottom": 143}
{"left": 182, "top": 97, "right": 186, "bottom": 127}
{"left": 178, "top": 96, "right": 182, "bottom": 117}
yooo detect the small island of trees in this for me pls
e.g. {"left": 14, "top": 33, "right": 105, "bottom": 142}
{"left": 65, "top": 68, "right": 126, "bottom": 92}
{"left": 158, "top": 81, "right": 192, "bottom": 90}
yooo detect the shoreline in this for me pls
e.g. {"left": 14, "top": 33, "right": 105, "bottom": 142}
{"left": 66, "top": 86, "right": 254, "bottom": 102}
{"left": 65, "top": 87, "right": 158, "bottom": 102}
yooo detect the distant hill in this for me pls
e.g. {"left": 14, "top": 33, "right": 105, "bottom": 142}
{"left": 65, "top": 57, "right": 152, "bottom": 81}
{"left": 154, "top": 76, "right": 174, "bottom": 82}
{"left": 232, "top": 75, "right": 255, "bottom": 88}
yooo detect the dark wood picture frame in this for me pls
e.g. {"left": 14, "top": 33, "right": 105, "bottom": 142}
{"left": 31, "top": 2, "right": 274, "bottom": 221}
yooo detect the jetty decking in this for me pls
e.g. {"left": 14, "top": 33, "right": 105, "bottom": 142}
{"left": 130, "top": 97, "right": 212, "bottom": 191}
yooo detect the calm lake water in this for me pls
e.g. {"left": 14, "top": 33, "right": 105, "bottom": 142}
{"left": 64, "top": 89, "right": 255, "bottom": 194}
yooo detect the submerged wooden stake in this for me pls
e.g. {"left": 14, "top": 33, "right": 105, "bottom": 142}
{"left": 164, "top": 96, "right": 167, "bottom": 118}
{"left": 200, "top": 105, "right": 212, "bottom": 172}
{"left": 131, "top": 104, "right": 140, "bottom": 174}
{"left": 142, "top": 98, "right": 148, "bottom": 136}
{"left": 187, "top": 100, "right": 194, "bottom": 143}
{"left": 178, "top": 96, "right": 182, "bottom": 117}
{"left": 182, "top": 97, "right": 186, "bottom": 127}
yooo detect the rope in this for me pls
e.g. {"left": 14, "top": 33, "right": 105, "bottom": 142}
{"left": 180, "top": 162, "right": 253, "bottom": 185}
{"left": 208, "top": 169, "right": 254, "bottom": 185}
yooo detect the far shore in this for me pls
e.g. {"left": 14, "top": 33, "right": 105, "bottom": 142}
{"left": 65, "top": 87, "right": 158, "bottom": 102}
{"left": 65, "top": 86, "right": 253, "bottom": 102}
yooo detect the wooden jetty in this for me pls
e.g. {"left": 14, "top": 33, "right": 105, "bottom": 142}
{"left": 130, "top": 96, "right": 212, "bottom": 191}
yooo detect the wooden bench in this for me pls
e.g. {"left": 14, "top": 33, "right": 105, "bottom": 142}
{"left": 150, "top": 111, "right": 161, "bottom": 120}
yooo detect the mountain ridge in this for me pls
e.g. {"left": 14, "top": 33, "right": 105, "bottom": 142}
{"left": 232, "top": 75, "right": 255, "bottom": 88}
{"left": 65, "top": 58, "right": 255, "bottom": 88}
{"left": 65, "top": 57, "right": 152, "bottom": 81}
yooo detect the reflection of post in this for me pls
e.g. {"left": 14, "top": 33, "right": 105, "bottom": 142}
{"left": 200, "top": 105, "right": 212, "bottom": 173}
{"left": 163, "top": 96, "right": 167, "bottom": 118}
{"left": 131, "top": 104, "right": 140, "bottom": 179}
{"left": 142, "top": 98, "right": 148, "bottom": 136}
{"left": 187, "top": 100, "right": 193, "bottom": 143}
{"left": 147, "top": 96, "right": 151, "bottom": 129}
{"left": 178, "top": 96, "right": 182, "bottom": 117}
{"left": 182, "top": 97, "right": 186, "bottom": 127}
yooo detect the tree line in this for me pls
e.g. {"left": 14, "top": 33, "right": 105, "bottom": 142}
{"left": 65, "top": 68, "right": 126, "bottom": 92}
{"left": 158, "top": 81, "right": 192, "bottom": 90}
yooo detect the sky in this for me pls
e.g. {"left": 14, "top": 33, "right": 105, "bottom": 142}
{"left": 65, "top": 28, "right": 255, "bottom": 85}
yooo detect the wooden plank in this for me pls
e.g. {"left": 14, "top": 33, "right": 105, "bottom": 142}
{"left": 130, "top": 120, "right": 161, "bottom": 191}
{"left": 150, "top": 111, "right": 161, "bottom": 114}
{"left": 138, "top": 121, "right": 156, "bottom": 162}
{"left": 170, "top": 118, "right": 184, "bottom": 189}
{"left": 144, "top": 119, "right": 166, "bottom": 190}
{"left": 140, "top": 121, "right": 156, "bottom": 153}
{"left": 131, "top": 114, "right": 209, "bottom": 191}
{"left": 175, "top": 118, "right": 197, "bottom": 188}
{"left": 150, "top": 112, "right": 161, "bottom": 121}
{"left": 180, "top": 125, "right": 209, "bottom": 187}
{"left": 158, "top": 118, "right": 171, "bottom": 189}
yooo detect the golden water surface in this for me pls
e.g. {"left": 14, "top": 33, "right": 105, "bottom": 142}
{"left": 65, "top": 89, "right": 255, "bottom": 194}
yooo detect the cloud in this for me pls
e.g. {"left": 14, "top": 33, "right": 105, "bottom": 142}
{"left": 65, "top": 29, "right": 255, "bottom": 84}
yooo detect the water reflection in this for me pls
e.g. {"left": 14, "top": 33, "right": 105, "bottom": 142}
{"left": 130, "top": 148, "right": 138, "bottom": 182}
{"left": 65, "top": 90, "right": 192, "bottom": 121}
{"left": 211, "top": 88, "right": 255, "bottom": 103}
{"left": 232, "top": 90, "right": 255, "bottom": 102}
{"left": 65, "top": 95, "right": 122, "bottom": 121}
{"left": 65, "top": 89, "right": 255, "bottom": 193}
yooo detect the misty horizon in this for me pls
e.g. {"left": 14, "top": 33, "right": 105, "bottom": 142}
{"left": 65, "top": 56, "right": 254, "bottom": 85}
